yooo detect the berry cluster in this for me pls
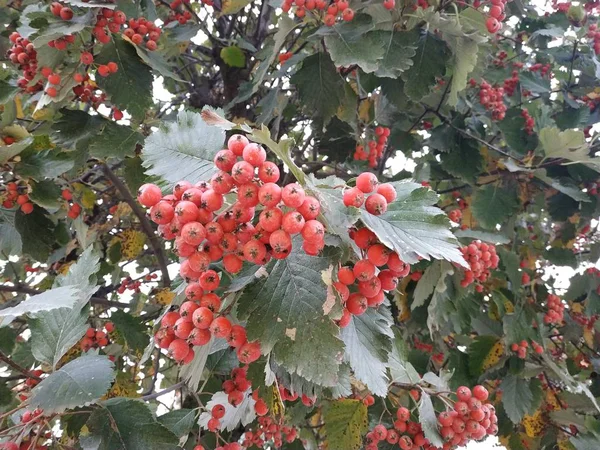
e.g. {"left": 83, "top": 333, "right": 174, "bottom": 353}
{"left": 588, "top": 24, "right": 600, "bottom": 54}
{"left": 459, "top": 241, "right": 500, "bottom": 288}
{"left": 141, "top": 134, "right": 328, "bottom": 266}
{"left": 116, "top": 276, "right": 144, "bottom": 294}
{"left": 511, "top": 339, "right": 543, "bottom": 359}
{"left": 154, "top": 297, "right": 260, "bottom": 365}
{"left": 241, "top": 416, "right": 299, "bottom": 448}
{"left": 503, "top": 70, "right": 520, "bottom": 96}
{"left": 353, "top": 126, "right": 391, "bottom": 168}
{"left": 50, "top": 2, "right": 74, "bottom": 20}
{"left": 343, "top": 172, "right": 397, "bottom": 215}
{"left": 165, "top": 2, "right": 194, "bottom": 25}
{"left": 92, "top": 8, "right": 127, "bottom": 44}
{"left": 61, "top": 189, "right": 82, "bottom": 219}
{"left": 484, "top": 0, "right": 506, "bottom": 33}
{"left": 2, "top": 182, "right": 34, "bottom": 214}
{"left": 335, "top": 228, "right": 410, "bottom": 326}
{"left": 281, "top": 0, "right": 355, "bottom": 25}
{"left": 543, "top": 293, "right": 564, "bottom": 325}
{"left": 7, "top": 32, "right": 43, "bottom": 94}
{"left": 448, "top": 209, "right": 462, "bottom": 223}
{"left": 521, "top": 109, "right": 535, "bottom": 134}
{"left": 79, "top": 323, "right": 113, "bottom": 351}
{"left": 478, "top": 81, "right": 506, "bottom": 120}
{"left": 123, "top": 17, "right": 161, "bottom": 51}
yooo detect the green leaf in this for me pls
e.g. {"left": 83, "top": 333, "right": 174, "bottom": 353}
{"left": 0, "top": 286, "right": 78, "bottom": 321}
{"left": 157, "top": 409, "right": 196, "bottom": 438}
{"left": 29, "top": 307, "right": 89, "bottom": 368}
{"left": 340, "top": 306, "right": 393, "bottom": 396}
{"left": 543, "top": 247, "right": 577, "bottom": 268}
{"left": 249, "top": 126, "right": 305, "bottom": 184}
{"left": 497, "top": 248, "right": 520, "bottom": 288}
{"left": 324, "top": 29, "right": 386, "bottom": 73}
{"left": 30, "top": 353, "right": 115, "bottom": 414}
{"left": 16, "top": 150, "right": 75, "bottom": 180}
{"left": 0, "top": 81, "right": 18, "bottom": 104}
{"left": 497, "top": 109, "right": 539, "bottom": 156}
{"left": 374, "top": 29, "right": 419, "bottom": 78}
{"left": 439, "top": 137, "right": 483, "bottom": 181}
{"left": 238, "top": 238, "right": 344, "bottom": 386}
{"left": 0, "top": 208, "right": 22, "bottom": 256}
{"left": 142, "top": 110, "right": 225, "bottom": 186}
{"left": 359, "top": 181, "right": 465, "bottom": 266}
{"left": 220, "top": 0, "right": 252, "bottom": 14}
{"left": 220, "top": 46, "right": 246, "bottom": 68}
{"left": 519, "top": 71, "right": 551, "bottom": 95}
{"left": 539, "top": 127, "right": 600, "bottom": 169}
{"left": 95, "top": 36, "right": 153, "bottom": 120}
{"left": 0, "top": 137, "right": 33, "bottom": 164}
{"left": 109, "top": 310, "right": 149, "bottom": 356}
{"left": 571, "top": 433, "right": 600, "bottom": 450}
{"left": 29, "top": 247, "right": 100, "bottom": 367}
{"left": 454, "top": 229, "right": 510, "bottom": 244}
{"left": 32, "top": 11, "right": 94, "bottom": 47}
{"left": 500, "top": 375, "right": 537, "bottom": 423}
{"left": 412, "top": 261, "right": 442, "bottom": 309}
{"left": 29, "top": 180, "right": 61, "bottom": 211}
{"left": 81, "top": 398, "right": 179, "bottom": 450}
{"left": 402, "top": 32, "right": 450, "bottom": 100}
{"left": 291, "top": 52, "right": 348, "bottom": 125}
{"left": 534, "top": 169, "right": 590, "bottom": 202}
{"left": 419, "top": 393, "right": 444, "bottom": 447}
{"left": 471, "top": 183, "right": 520, "bottom": 229}
{"left": 324, "top": 399, "right": 368, "bottom": 450}
{"left": 305, "top": 174, "right": 360, "bottom": 248}
{"left": 125, "top": 38, "right": 183, "bottom": 81}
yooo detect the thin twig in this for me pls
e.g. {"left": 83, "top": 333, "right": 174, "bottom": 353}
{"left": 141, "top": 380, "right": 185, "bottom": 401}
{"left": 0, "top": 350, "right": 40, "bottom": 381}
{"left": 101, "top": 164, "right": 171, "bottom": 287}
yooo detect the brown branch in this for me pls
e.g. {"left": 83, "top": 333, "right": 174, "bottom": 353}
{"left": 0, "top": 349, "right": 40, "bottom": 381}
{"left": 101, "top": 164, "right": 171, "bottom": 288}
{"left": 0, "top": 285, "right": 131, "bottom": 309}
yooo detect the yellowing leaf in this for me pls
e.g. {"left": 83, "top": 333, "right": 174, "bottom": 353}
{"left": 482, "top": 340, "right": 504, "bottom": 370}
{"left": 522, "top": 409, "right": 545, "bottom": 437}
{"left": 15, "top": 94, "right": 24, "bottom": 119}
{"left": 155, "top": 288, "right": 175, "bottom": 306}
{"left": 583, "top": 327, "right": 594, "bottom": 348}
{"left": 394, "top": 277, "right": 411, "bottom": 322}
{"left": 119, "top": 229, "right": 146, "bottom": 260}
{"left": 546, "top": 390, "right": 561, "bottom": 411}
{"left": 358, "top": 99, "right": 373, "bottom": 123}
{"left": 220, "top": 0, "right": 252, "bottom": 15}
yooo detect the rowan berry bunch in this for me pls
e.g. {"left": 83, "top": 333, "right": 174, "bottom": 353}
{"left": 60, "top": 188, "right": 82, "bottom": 219}
{"left": 511, "top": 339, "right": 543, "bottom": 359}
{"left": 281, "top": 0, "right": 355, "bottom": 25}
{"left": 241, "top": 415, "right": 299, "bottom": 448}
{"left": 484, "top": 0, "right": 507, "bottom": 33}
{"left": 543, "top": 293, "right": 565, "bottom": 325}
{"left": 90, "top": 7, "right": 127, "bottom": 43}
{"left": 343, "top": 172, "right": 397, "bottom": 216}
{"left": 458, "top": 241, "right": 500, "bottom": 288}
{"left": 79, "top": 323, "right": 113, "bottom": 351}
{"left": 588, "top": 24, "right": 600, "bottom": 54}
{"left": 1, "top": 413, "right": 49, "bottom": 450}
{"left": 123, "top": 17, "right": 161, "bottom": 51}
{"left": 334, "top": 228, "right": 410, "bottom": 326}
{"left": 7, "top": 32, "right": 43, "bottom": 94}
{"left": 521, "top": 109, "right": 535, "bottom": 134}
{"left": 477, "top": 81, "right": 507, "bottom": 120}
{"left": 447, "top": 209, "right": 462, "bottom": 223}
{"left": 2, "top": 182, "right": 34, "bottom": 214}
{"left": 353, "top": 126, "right": 391, "bottom": 168}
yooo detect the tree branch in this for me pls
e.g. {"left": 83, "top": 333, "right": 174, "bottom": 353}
{"left": 141, "top": 380, "right": 185, "bottom": 401}
{"left": 101, "top": 164, "right": 171, "bottom": 288}
{"left": 0, "top": 349, "right": 40, "bottom": 380}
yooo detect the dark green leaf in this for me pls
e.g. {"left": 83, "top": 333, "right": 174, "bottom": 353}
{"left": 81, "top": 398, "right": 179, "bottom": 450}
{"left": 14, "top": 207, "right": 55, "bottom": 260}
{"left": 238, "top": 238, "right": 344, "bottom": 386}
{"left": 471, "top": 183, "right": 520, "bottom": 229}
{"left": 500, "top": 375, "right": 537, "bottom": 423}
{"left": 402, "top": 32, "right": 450, "bottom": 100}
{"left": 468, "top": 335, "right": 500, "bottom": 376}
{"left": 110, "top": 310, "right": 149, "bottom": 356}
{"left": 157, "top": 409, "right": 196, "bottom": 438}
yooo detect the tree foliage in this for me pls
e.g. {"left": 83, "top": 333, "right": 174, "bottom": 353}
{"left": 1, "top": 0, "right": 600, "bottom": 449}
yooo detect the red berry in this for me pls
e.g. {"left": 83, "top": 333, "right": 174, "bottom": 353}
{"left": 356, "top": 172, "right": 378, "bottom": 193}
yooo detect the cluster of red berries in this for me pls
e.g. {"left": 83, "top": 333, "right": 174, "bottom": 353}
{"left": 459, "top": 241, "right": 500, "bottom": 288}
{"left": 477, "top": 81, "right": 507, "bottom": 120}
{"left": 521, "top": 109, "right": 535, "bottom": 134}
{"left": 241, "top": 416, "right": 299, "bottom": 448}
{"left": 50, "top": 2, "right": 73, "bottom": 20}
{"left": 61, "top": 189, "right": 82, "bottom": 219}
{"left": 334, "top": 228, "right": 410, "bottom": 326}
{"left": 79, "top": 51, "right": 119, "bottom": 79}
{"left": 343, "top": 172, "right": 397, "bottom": 215}
{"left": 79, "top": 323, "right": 113, "bottom": 351}
{"left": 141, "top": 135, "right": 328, "bottom": 266}
{"left": 353, "top": 126, "right": 391, "bottom": 168}
{"left": 39, "top": 67, "right": 64, "bottom": 98}
{"left": 503, "top": 70, "right": 520, "bottom": 96}
{"left": 588, "top": 24, "right": 600, "bottom": 54}
{"left": 116, "top": 276, "right": 143, "bottom": 294}
{"left": 123, "top": 17, "right": 161, "bottom": 51}
{"left": 511, "top": 339, "right": 543, "bottom": 359}
{"left": 92, "top": 8, "right": 127, "bottom": 44}
{"left": 448, "top": 209, "right": 462, "bottom": 223}
{"left": 154, "top": 294, "right": 261, "bottom": 364}
{"left": 281, "top": 0, "right": 355, "bottom": 25}
{"left": 0, "top": 435, "right": 49, "bottom": 450}
{"left": 165, "top": 0, "right": 194, "bottom": 26}
{"left": 543, "top": 294, "right": 564, "bottom": 325}
{"left": 484, "top": 0, "right": 506, "bottom": 33}
{"left": 7, "top": 32, "right": 43, "bottom": 94}
{"left": 2, "top": 182, "right": 34, "bottom": 214}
